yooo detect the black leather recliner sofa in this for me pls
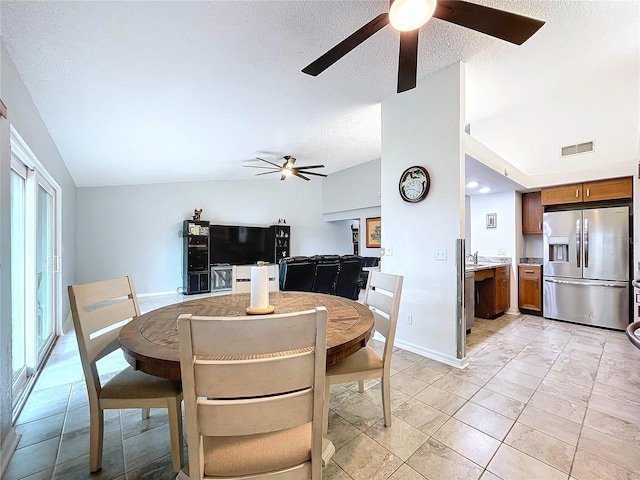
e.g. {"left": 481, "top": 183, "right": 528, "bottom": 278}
{"left": 279, "top": 255, "right": 364, "bottom": 300}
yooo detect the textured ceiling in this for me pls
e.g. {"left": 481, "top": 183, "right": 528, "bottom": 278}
{"left": 1, "top": 1, "right": 638, "bottom": 187}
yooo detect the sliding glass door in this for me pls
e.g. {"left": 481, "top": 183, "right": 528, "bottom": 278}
{"left": 36, "top": 178, "right": 56, "bottom": 361}
{"left": 10, "top": 131, "right": 60, "bottom": 411}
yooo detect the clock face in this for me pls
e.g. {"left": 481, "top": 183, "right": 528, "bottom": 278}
{"left": 399, "top": 166, "right": 430, "bottom": 203}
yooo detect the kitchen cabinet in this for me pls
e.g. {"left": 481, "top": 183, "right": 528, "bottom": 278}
{"left": 518, "top": 265, "right": 541, "bottom": 313}
{"left": 495, "top": 266, "right": 510, "bottom": 314}
{"left": 582, "top": 177, "right": 633, "bottom": 202}
{"left": 541, "top": 177, "right": 632, "bottom": 206}
{"left": 522, "top": 192, "right": 543, "bottom": 234}
{"left": 474, "top": 265, "right": 510, "bottom": 319}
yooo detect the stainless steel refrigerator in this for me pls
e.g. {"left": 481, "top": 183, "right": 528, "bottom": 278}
{"left": 543, "top": 206, "right": 630, "bottom": 330}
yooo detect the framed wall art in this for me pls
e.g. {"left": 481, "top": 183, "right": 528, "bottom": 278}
{"left": 366, "top": 217, "right": 381, "bottom": 248}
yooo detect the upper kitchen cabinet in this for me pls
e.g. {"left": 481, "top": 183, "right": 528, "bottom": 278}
{"left": 522, "top": 192, "right": 542, "bottom": 234}
{"left": 582, "top": 177, "right": 633, "bottom": 202}
{"left": 541, "top": 183, "right": 583, "bottom": 205}
{"left": 541, "top": 177, "right": 632, "bottom": 206}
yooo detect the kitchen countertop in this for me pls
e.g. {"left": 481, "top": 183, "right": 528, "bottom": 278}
{"left": 519, "top": 257, "right": 542, "bottom": 266}
{"left": 465, "top": 263, "right": 508, "bottom": 272}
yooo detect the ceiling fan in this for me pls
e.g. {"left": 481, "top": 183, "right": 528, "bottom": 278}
{"left": 302, "top": 0, "right": 545, "bottom": 93}
{"left": 245, "top": 156, "right": 328, "bottom": 181}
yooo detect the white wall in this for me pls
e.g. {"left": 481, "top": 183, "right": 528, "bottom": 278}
{"left": 76, "top": 178, "right": 347, "bottom": 294}
{"left": 0, "top": 41, "right": 77, "bottom": 463}
{"left": 469, "top": 191, "right": 519, "bottom": 314}
{"left": 322, "top": 158, "right": 380, "bottom": 214}
{"left": 322, "top": 158, "right": 382, "bottom": 258}
{"left": 381, "top": 63, "right": 466, "bottom": 367}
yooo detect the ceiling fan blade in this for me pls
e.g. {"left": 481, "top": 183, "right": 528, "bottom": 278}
{"left": 397, "top": 29, "right": 418, "bottom": 93}
{"left": 302, "top": 13, "right": 390, "bottom": 76}
{"left": 255, "top": 171, "right": 280, "bottom": 176}
{"left": 256, "top": 157, "right": 284, "bottom": 168}
{"left": 294, "top": 172, "right": 311, "bottom": 181}
{"left": 434, "top": 0, "right": 545, "bottom": 45}
{"left": 244, "top": 165, "right": 280, "bottom": 170}
{"left": 292, "top": 165, "right": 325, "bottom": 170}
{"left": 298, "top": 171, "right": 328, "bottom": 177}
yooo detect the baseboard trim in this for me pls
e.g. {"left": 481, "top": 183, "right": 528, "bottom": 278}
{"left": 0, "top": 427, "right": 21, "bottom": 477}
{"left": 138, "top": 290, "right": 180, "bottom": 298}
{"left": 373, "top": 332, "right": 468, "bottom": 369}
{"left": 62, "top": 311, "right": 73, "bottom": 334}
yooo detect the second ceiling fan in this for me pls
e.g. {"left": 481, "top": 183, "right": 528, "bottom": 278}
{"left": 245, "top": 156, "right": 327, "bottom": 181}
{"left": 302, "top": 0, "right": 545, "bottom": 93}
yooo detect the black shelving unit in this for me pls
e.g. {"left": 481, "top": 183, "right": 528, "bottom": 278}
{"left": 183, "top": 220, "right": 211, "bottom": 294}
{"left": 269, "top": 224, "right": 291, "bottom": 262}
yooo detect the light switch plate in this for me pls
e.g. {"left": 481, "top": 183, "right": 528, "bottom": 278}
{"left": 435, "top": 249, "right": 447, "bottom": 261}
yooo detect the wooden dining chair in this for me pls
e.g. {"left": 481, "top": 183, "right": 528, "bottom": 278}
{"left": 324, "top": 271, "right": 403, "bottom": 433}
{"left": 68, "top": 276, "right": 184, "bottom": 473}
{"left": 176, "top": 307, "right": 333, "bottom": 480}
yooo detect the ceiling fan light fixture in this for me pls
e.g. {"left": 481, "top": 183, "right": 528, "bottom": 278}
{"left": 389, "top": 0, "right": 437, "bottom": 32}
{"left": 282, "top": 168, "right": 292, "bottom": 176}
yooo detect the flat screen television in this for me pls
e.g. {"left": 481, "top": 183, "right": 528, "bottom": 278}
{"left": 209, "top": 225, "right": 274, "bottom": 265}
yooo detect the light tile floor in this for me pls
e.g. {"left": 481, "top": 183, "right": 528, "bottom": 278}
{"left": 6, "top": 293, "right": 640, "bottom": 480}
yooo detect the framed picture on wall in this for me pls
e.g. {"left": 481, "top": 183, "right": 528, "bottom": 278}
{"left": 486, "top": 213, "right": 497, "bottom": 229}
{"left": 366, "top": 217, "right": 381, "bottom": 248}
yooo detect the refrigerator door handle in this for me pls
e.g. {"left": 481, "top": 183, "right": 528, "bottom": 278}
{"left": 544, "top": 277, "right": 627, "bottom": 288}
{"left": 584, "top": 218, "right": 589, "bottom": 269}
{"left": 576, "top": 219, "right": 581, "bottom": 268}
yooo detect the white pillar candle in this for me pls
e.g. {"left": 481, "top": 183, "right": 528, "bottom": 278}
{"left": 250, "top": 264, "right": 269, "bottom": 310}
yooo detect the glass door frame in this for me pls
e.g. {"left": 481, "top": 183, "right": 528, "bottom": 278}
{"left": 10, "top": 126, "right": 63, "bottom": 411}
{"left": 10, "top": 159, "right": 29, "bottom": 401}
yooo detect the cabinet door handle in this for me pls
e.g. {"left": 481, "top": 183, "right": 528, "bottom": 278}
{"left": 538, "top": 222, "right": 541, "bottom": 230}
{"left": 524, "top": 269, "right": 535, "bottom": 273}
{"left": 586, "top": 187, "right": 590, "bottom": 197}
{"left": 576, "top": 188, "right": 579, "bottom": 198}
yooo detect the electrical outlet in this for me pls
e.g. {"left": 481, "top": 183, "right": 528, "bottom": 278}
{"left": 406, "top": 314, "right": 412, "bottom": 325}
{"left": 498, "top": 248, "right": 507, "bottom": 255}
{"left": 435, "top": 249, "right": 447, "bottom": 261}
{"left": 385, "top": 245, "right": 393, "bottom": 256}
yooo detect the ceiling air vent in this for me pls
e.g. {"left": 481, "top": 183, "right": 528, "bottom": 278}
{"left": 560, "top": 141, "right": 595, "bottom": 157}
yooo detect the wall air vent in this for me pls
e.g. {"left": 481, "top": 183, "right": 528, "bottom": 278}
{"left": 560, "top": 141, "right": 595, "bottom": 157}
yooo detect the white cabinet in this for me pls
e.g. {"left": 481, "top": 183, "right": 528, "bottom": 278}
{"left": 231, "top": 264, "right": 280, "bottom": 293}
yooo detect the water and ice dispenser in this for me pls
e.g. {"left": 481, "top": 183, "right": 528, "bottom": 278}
{"left": 547, "top": 236, "right": 569, "bottom": 262}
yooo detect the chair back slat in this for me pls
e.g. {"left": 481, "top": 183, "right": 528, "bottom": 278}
{"left": 372, "top": 310, "right": 391, "bottom": 339}
{"left": 75, "top": 276, "right": 138, "bottom": 309}
{"left": 368, "top": 270, "right": 399, "bottom": 293}
{"left": 366, "top": 289, "right": 394, "bottom": 319}
{"left": 194, "top": 352, "right": 314, "bottom": 398}
{"left": 197, "top": 389, "right": 313, "bottom": 436}
{"left": 187, "top": 314, "right": 317, "bottom": 356}
{"left": 83, "top": 300, "right": 138, "bottom": 339}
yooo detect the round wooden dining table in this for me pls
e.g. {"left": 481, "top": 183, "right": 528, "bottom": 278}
{"left": 119, "top": 291, "right": 374, "bottom": 381}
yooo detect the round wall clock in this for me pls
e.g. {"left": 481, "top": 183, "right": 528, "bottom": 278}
{"left": 398, "top": 166, "right": 430, "bottom": 203}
